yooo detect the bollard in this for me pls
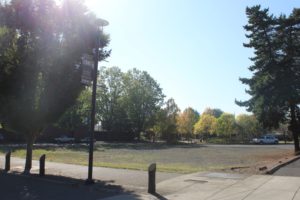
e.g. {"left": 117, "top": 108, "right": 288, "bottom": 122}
{"left": 39, "top": 154, "right": 46, "bottom": 176}
{"left": 5, "top": 151, "right": 11, "bottom": 171}
{"left": 148, "top": 163, "right": 156, "bottom": 194}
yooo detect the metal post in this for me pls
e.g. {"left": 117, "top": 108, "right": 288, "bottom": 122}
{"left": 39, "top": 154, "right": 46, "bottom": 176}
{"left": 5, "top": 151, "right": 11, "bottom": 171}
{"left": 86, "top": 30, "right": 100, "bottom": 185}
{"left": 86, "top": 18, "right": 109, "bottom": 185}
{"left": 148, "top": 163, "right": 156, "bottom": 194}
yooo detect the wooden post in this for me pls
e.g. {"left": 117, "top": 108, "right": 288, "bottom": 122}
{"left": 148, "top": 163, "right": 156, "bottom": 194}
{"left": 5, "top": 151, "right": 11, "bottom": 171}
{"left": 39, "top": 154, "right": 46, "bottom": 176}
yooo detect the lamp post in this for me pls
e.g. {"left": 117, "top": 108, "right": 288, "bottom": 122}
{"left": 86, "top": 18, "right": 109, "bottom": 184}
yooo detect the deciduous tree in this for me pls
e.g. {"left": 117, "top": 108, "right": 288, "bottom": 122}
{"left": 194, "top": 114, "right": 217, "bottom": 140}
{"left": 0, "top": 0, "right": 110, "bottom": 172}
{"left": 202, "top": 108, "right": 224, "bottom": 118}
{"left": 122, "top": 68, "right": 165, "bottom": 140}
{"left": 216, "top": 113, "right": 236, "bottom": 140}
{"left": 235, "top": 114, "right": 262, "bottom": 140}
{"left": 177, "top": 107, "right": 199, "bottom": 141}
{"left": 152, "top": 98, "right": 180, "bottom": 143}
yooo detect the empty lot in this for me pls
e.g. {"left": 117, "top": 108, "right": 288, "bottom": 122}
{"left": 0, "top": 142, "right": 294, "bottom": 173}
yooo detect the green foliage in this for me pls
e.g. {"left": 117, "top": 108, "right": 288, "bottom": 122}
{"left": 96, "top": 66, "right": 131, "bottom": 136}
{"left": 122, "top": 68, "right": 165, "bottom": 139}
{"left": 0, "top": 0, "right": 110, "bottom": 170}
{"left": 235, "top": 114, "right": 262, "bottom": 140}
{"left": 194, "top": 114, "right": 217, "bottom": 139}
{"left": 56, "top": 89, "right": 92, "bottom": 131}
{"left": 55, "top": 66, "right": 166, "bottom": 141}
{"left": 237, "top": 5, "right": 300, "bottom": 152}
{"left": 216, "top": 113, "right": 236, "bottom": 138}
{"left": 152, "top": 98, "right": 180, "bottom": 143}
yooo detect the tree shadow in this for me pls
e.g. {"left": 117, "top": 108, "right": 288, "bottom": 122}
{"left": 0, "top": 142, "right": 207, "bottom": 155}
{"left": 95, "top": 142, "right": 208, "bottom": 151}
{"left": 0, "top": 170, "right": 140, "bottom": 200}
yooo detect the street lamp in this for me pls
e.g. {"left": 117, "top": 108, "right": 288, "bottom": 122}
{"left": 86, "top": 18, "right": 109, "bottom": 184}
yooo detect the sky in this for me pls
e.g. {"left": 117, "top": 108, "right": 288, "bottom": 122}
{"left": 85, "top": 0, "right": 299, "bottom": 115}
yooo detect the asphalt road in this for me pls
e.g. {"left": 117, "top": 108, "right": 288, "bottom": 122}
{"left": 0, "top": 157, "right": 180, "bottom": 190}
{"left": 0, "top": 142, "right": 294, "bottom": 150}
{"left": 202, "top": 144, "right": 293, "bottom": 149}
{"left": 0, "top": 172, "right": 133, "bottom": 200}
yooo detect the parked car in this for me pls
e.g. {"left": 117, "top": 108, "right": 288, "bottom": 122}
{"left": 252, "top": 135, "right": 279, "bottom": 144}
{"left": 54, "top": 135, "right": 75, "bottom": 143}
{"left": 80, "top": 137, "right": 96, "bottom": 143}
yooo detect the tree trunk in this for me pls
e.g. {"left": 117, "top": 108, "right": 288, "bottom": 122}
{"left": 290, "top": 105, "right": 300, "bottom": 154}
{"left": 24, "top": 135, "right": 35, "bottom": 174}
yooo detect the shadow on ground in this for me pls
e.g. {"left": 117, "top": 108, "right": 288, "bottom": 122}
{"left": 95, "top": 142, "right": 207, "bottom": 151}
{"left": 0, "top": 142, "right": 208, "bottom": 154}
{"left": 0, "top": 170, "right": 141, "bottom": 200}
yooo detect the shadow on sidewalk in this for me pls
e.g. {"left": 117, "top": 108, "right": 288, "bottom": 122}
{"left": 0, "top": 170, "right": 140, "bottom": 200}
{"left": 152, "top": 192, "right": 168, "bottom": 200}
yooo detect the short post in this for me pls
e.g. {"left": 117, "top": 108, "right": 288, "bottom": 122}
{"left": 39, "top": 154, "right": 46, "bottom": 176}
{"left": 5, "top": 151, "right": 11, "bottom": 171}
{"left": 148, "top": 163, "right": 156, "bottom": 194}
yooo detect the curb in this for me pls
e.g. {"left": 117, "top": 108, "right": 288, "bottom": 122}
{"left": 265, "top": 155, "right": 300, "bottom": 175}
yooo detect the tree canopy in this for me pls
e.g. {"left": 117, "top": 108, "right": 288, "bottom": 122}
{"left": 194, "top": 114, "right": 217, "bottom": 140}
{"left": 152, "top": 98, "right": 180, "bottom": 143}
{"left": 216, "top": 113, "right": 236, "bottom": 139}
{"left": 0, "top": 0, "right": 110, "bottom": 171}
{"left": 202, "top": 108, "right": 224, "bottom": 118}
{"left": 237, "top": 5, "right": 300, "bottom": 152}
{"left": 177, "top": 107, "right": 199, "bottom": 140}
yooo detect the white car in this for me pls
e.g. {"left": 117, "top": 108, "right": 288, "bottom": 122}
{"left": 54, "top": 135, "right": 75, "bottom": 143}
{"left": 80, "top": 137, "right": 96, "bottom": 143}
{"left": 252, "top": 135, "right": 279, "bottom": 144}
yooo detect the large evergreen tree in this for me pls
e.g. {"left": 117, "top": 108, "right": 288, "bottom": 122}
{"left": 237, "top": 6, "right": 300, "bottom": 153}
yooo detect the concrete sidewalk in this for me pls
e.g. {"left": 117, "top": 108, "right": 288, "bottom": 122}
{"left": 274, "top": 157, "right": 300, "bottom": 177}
{"left": 99, "top": 172, "right": 300, "bottom": 200}
{"left": 155, "top": 172, "right": 300, "bottom": 200}
{"left": 2, "top": 157, "right": 300, "bottom": 200}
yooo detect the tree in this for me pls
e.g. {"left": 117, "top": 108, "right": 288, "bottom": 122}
{"left": 0, "top": 0, "right": 110, "bottom": 172}
{"left": 235, "top": 114, "right": 262, "bottom": 141}
{"left": 194, "top": 114, "right": 217, "bottom": 140}
{"left": 236, "top": 6, "right": 300, "bottom": 153}
{"left": 56, "top": 89, "right": 91, "bottom": 131}
{"left": 177, "top": 107, "right": 199, "bottom": 141}
{"left": 122, "top": 68, "right": 165, "bottom": 140}
{"left": 202, "top": 108, "right": 224, "bottom": 118}
{"left": 216, "top": 113, "right": 236, "bottom": 140}
{"left": 152, "top": 98, "right": 180, "bottom": 143}
{"left": 96, "top": 66, "right": 132, "bottom": 139}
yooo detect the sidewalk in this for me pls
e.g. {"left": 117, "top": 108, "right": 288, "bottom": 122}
{"left": 274, "top": 157, "right": 300, "bottom": 177}
{"left": 2, "top": 157, "right": 300, "bottom": 200}
{"left": 155, "top": 172, "right": 300, "bottom": 200}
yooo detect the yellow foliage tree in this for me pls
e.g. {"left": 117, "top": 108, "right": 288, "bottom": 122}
{"left": 194, "top": 114, "right": 217, "bottom": 140}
